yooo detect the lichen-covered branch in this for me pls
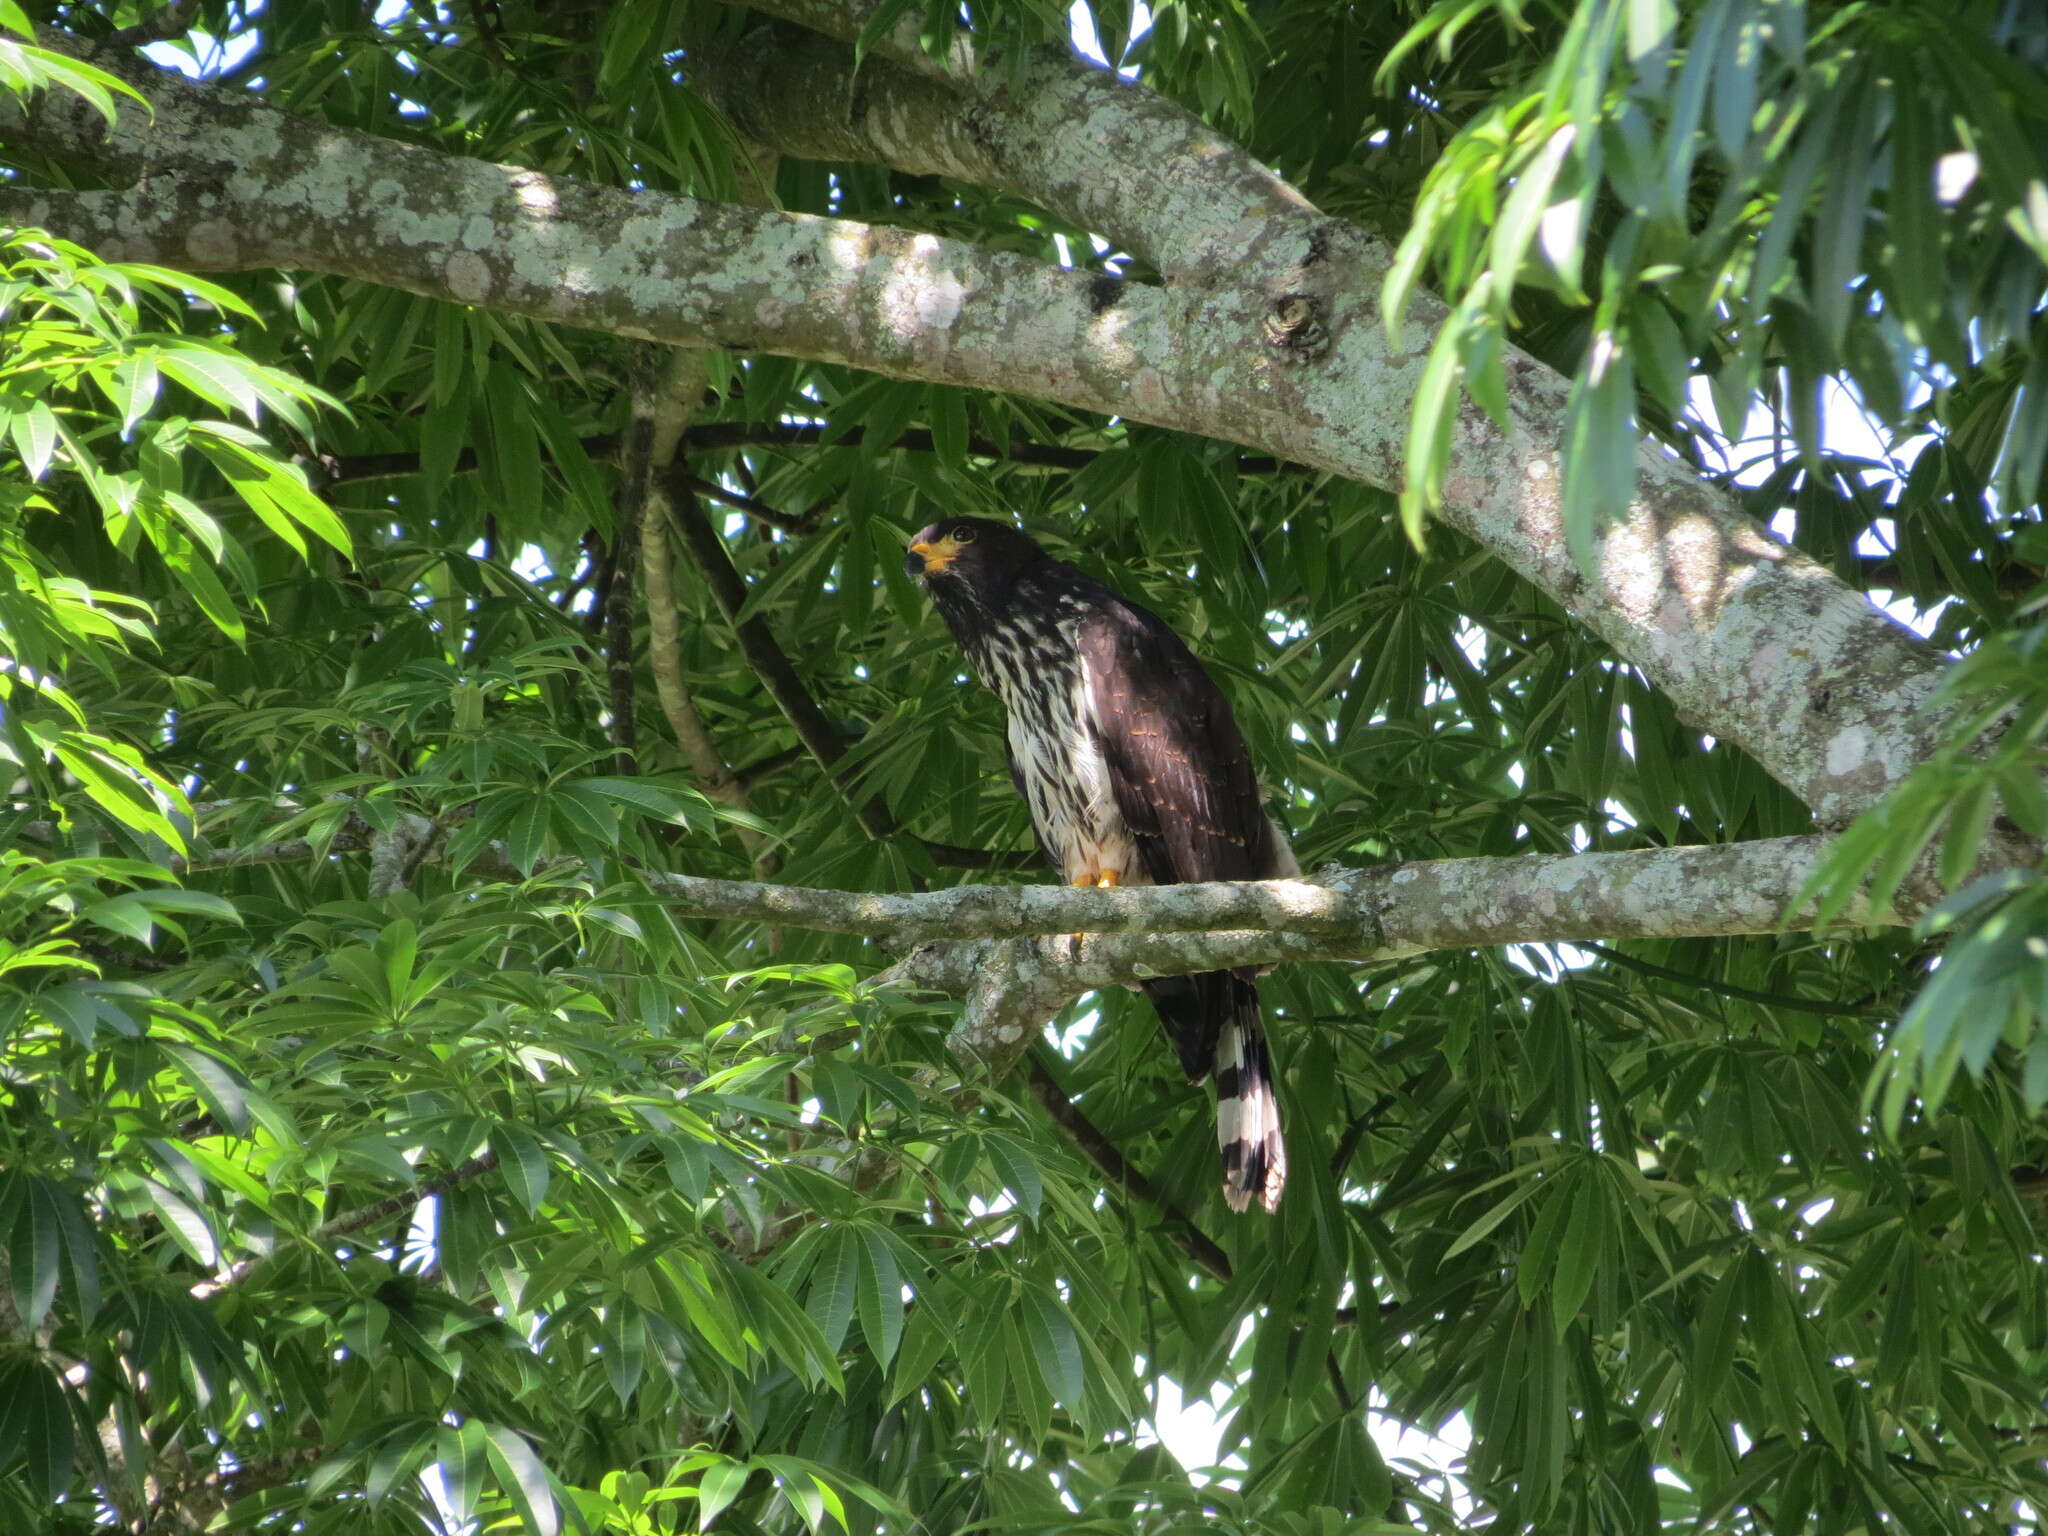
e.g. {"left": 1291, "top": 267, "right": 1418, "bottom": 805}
{"left": 687, "top": 18, "right": 1316, "bottom": 283}
{"left": 30, "top": 796, "right": 1899, "bottom": 981}
{"left": 5, "top": 25, "right": 1957, "bottom": 826}
{"left": 632, "top": 345, "right": 773, "bottom": 869}
{"left": 680, "top": 2, "right": 1955, "bottom": 825}
{"left": 649, "top": 834, "right": 1884, "bottom": 957}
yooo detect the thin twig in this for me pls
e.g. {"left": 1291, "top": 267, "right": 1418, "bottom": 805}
{"left": 673, "top": 470, "right": 828, "bottom": 535}
{"left": 1025, "top": 1046, "right": 1233, "bottom": 1282}
{"left": 1329, "top": 1094, "right": 1394, "bottom": 1178}
{"left": 662, "top": 489, "right": 1044, "bottom": 871}
{"left": 664, "top": 490, "right": 897, "bottom": 838}
{"left": 1576, "top": 941, "right": 1887, "bottom": 1018}
{"left": 189, "top": 1153, "right": 500, "bottom": 1299}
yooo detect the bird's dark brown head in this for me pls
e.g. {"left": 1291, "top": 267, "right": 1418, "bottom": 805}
{"left": 905, "top": 517, "right": 1047, "bottom": 597}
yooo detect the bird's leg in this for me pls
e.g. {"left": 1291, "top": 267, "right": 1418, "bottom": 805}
{"left": 1069, "top": 870, "right": 1119, "bottom": 954}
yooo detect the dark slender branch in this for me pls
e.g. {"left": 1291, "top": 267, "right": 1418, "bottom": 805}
{"left": 318, "top": 1152, "right": 502, "bottom": 1243}
{"left": 1329, "top": 1094, "right": 1394, "bottom": 1178}
{"left": 663, "top": 491, "right": 1046, "bottom": 870}
{"left": 464, "top": 0, "right": 509, "bottom": 64}
{"left": 314, "top": 423, "right": 1309, "bottom": 492}
{"left": 107, "top": 0, "right": 198, "bottom": 45}
{"left": 733, "top": 743, "right": 810, "bottom": 787}
{"left": 1857, "top": 555, "right": 2040, "bottom": 601}
{"left": 190, "top": 1152, "right": 502, "bottom": 1300}
{"left": 72, "top": 935, "right": 181, "bottom": 973}
{"left": 1025, "top": 1046, "right": 1234, "bottom": 1283}
{"left": 604, "top": 439, "right": 651, "bottom": 774}
{"left": 1325, "top": 1350, "right": 1355, "bottom": 1413}
{"left": 1333, "top": 1298, "right": 1407, "bottom": 1327}
{"left": 585, "top": 531, "right": 620, "bottom": 638}
{"left": 673, "top": 470, "right": 829, "bottom": 535}
{"left": 665, "top": 490, "right": 898, "bottom": 837}
{"left": 1577, "top": 941, "right": 1888, "bottom": 1018}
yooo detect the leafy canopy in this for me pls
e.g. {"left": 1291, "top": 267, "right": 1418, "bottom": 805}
{"left": 0, "top": 2, "right": 2045, "bottom": 1534}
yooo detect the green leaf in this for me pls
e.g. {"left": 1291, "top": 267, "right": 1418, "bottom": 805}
{"left": 437, "top": 1421, "right": 491, "bottom": 1524}
{"left": 805, "top": 1227, "right": 857, "bottom": 1355}
{"left": 140, "top": 1177, "right": 219, "bottom": 1267}
{"left": 0, "top": 1359, "right": 72, "bottom": 1501}
{"left": 1548, "top": 1181, "right": 1604, "bottom": 1333}
{"left": 982, "top": 1133, "right": 1044, "bottom": 1224}
{"left": 11, "top": 397, "right": 57, "bottom": 479}
{"left": 109, "top": 350, "right": 162, "bottom": 433}
{"left": 695, "top": 1457, "right": 754, "bottom": 1528}
{"left": 189, "top": 428, "right": 353, "bottom": 557}
{"left": 601, "top": 1303, "right": 647, "bottom": 1406}
{"left": 854, "top": 1224, "right": 905, "bottom": 1368}
{"left": 7, "top": 1173, "right": 58, "bottom": 1331}
{"left": 574, "top": 775, "right": 709, "bottom": 824}
{"left": 959, "top": 1301, "right": 1011, "bottom": 1429}
{"left": 1443, "top": 1164, "right": 1548, "bottom": 1258}
{"left": 888, "top": 1295, "right": 955, "bottom": 1408}
{"left": 1398, "top": 328, "right": 1463, "bottom": 545}
{"left": 503, "top": 793, "right": 552, "bottom": 875}
{"left": 489, "top": 1124, "right": 550, "bottom": 1217}
{"left": 1020, "top": 1285, "right": 1086, "bottom": 1409}
{"left": 483, "top": 1421, "right": 559, "bottom": 1536}
{"left": 1517, "top": 1168, "right": 1581, "bottom": 1308}
{"left": 157, "top": 1042, "right": 252, "bottom": 1135}
{"left": 1560, "top": 338, "right": 1638, "bottom": 568}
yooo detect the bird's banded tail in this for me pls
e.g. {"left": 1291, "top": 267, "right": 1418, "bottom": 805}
{"left": 1139, "top": 972, "right": 1287, "bottom": 1212}
{"left": 1212, "top": 977, "right": 1286, "bottom": 1213}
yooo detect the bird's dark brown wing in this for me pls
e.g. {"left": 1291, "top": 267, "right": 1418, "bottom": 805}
{"left": 1076, "top": 598, "right": 1269, "bottom": 887}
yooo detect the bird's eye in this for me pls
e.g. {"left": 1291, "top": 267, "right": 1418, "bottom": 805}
{"left": 953, "top": 524, "right": 977, "bottom": 543}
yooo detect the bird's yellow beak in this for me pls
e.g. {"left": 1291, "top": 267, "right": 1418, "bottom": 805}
{"left": 908, "top": 534, "right": 963, "bottom": 576}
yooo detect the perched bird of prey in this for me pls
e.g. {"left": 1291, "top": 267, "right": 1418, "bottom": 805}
{"left": 907, "top": 517, "right": 1296, "bottom": 1212}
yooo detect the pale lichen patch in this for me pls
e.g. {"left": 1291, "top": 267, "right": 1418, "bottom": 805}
{"left": 444, "top": 250, "right": 492, "bottom": 303}
{"left": 1825, "top": 726, "right": 1872, "bottom": 779}
{"left": 375, "top": 197, "right": 463, "bottom": 251}
{"left": 185, "top": 219, "right": 240, "bottom": 268}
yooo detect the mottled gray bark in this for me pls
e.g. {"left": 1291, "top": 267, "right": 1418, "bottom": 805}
{"left": 645, "top": 835, "right": 1876, "bottom": 955}
{"left": 28, "top": 795, "right": 1889, "bottom": 1082}
{"left": 847, "top": 834, "right": 1881, "bottom": 1076}
{"left": 3, "top": 20, "right": 1955, "bottom": 827}
{"left": 684, "top": 3, "right": 1955, "bottom": 824}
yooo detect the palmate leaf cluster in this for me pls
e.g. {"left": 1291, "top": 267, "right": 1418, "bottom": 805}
{"left": 0, "top": 2, "right": 2045, "bottom": 1534}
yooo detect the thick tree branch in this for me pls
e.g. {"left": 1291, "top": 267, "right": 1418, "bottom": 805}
{"left": 4, "top": 29, "right": 1961, "bottom": 826}
{"left": 650, "top": 835, "right": 1887, "bottom": 954}
{"left": 681, "top": 9, "right": 1960, "bottom": 825}
{"left": 36, "top": 804, "right": 1907, "bottom": 1057}
{"left": 693, "top": 12, "right": 1317, "bottom": 283}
